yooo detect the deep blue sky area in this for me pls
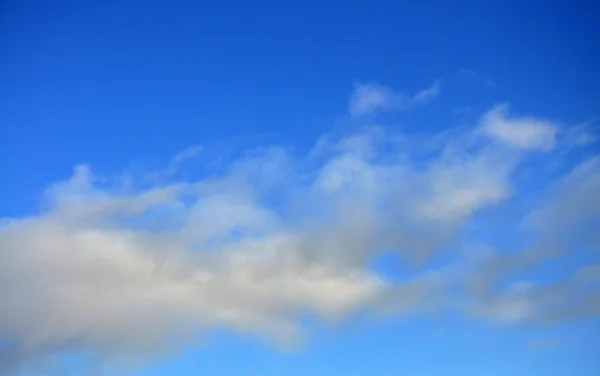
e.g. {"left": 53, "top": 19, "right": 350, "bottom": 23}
{"left": 1, "top": 2, "right": 600, "bottom": 376}
{"left": 1, "top": 1, "right": 599, "bottom": 216}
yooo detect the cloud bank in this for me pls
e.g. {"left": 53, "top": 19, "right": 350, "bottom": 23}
{"left": 1, "top": 86, "right": 599, "bottom": 374}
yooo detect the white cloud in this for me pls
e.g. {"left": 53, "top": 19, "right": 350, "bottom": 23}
{"left": 348, "top": 80, "right": 441, "bottom": 116}
{"left": 478, "top": 104, "right": 559, "bottom": 150}
{"left": 0, "top": 90, "right": 598, "bottom": 374}
{"left": 527, "top": 156, "right": 600, "bottom": 234}
{"left": 416, "top": 150, "right": 514, "bottom": 224}
{"left": 463, "top": 157, "right": 600, "bottom": 327}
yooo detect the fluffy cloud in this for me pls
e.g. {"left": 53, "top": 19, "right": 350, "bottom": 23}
{"left": 1, "top": 97, "right": 598, "bottom": 374}
{"left": 477, "top": 104, "right": 559, "bottom": 150}
{"left": 348, "top": 80, "right": 441, "bottom": 116}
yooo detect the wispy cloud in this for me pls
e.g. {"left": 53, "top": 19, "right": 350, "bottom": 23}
{"left": 0, "top": 90, "right": 598, "bottom": 374}
{"left": 348, "top": 80, "right": 442, "bottom": 116}
{"left": 167, "top": 145, "right": 202, "bottom": 174}
{"left": 477, "top": 104, "right": 559, "bottom": 150}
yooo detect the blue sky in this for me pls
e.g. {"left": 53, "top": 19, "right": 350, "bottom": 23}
{"left": 1, "top": 1, "right": 599, "bottom": 375}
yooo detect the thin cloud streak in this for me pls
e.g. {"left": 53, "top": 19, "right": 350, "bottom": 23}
{"left": 348, "top": 80, "right": 442, "bottom": 116}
